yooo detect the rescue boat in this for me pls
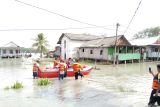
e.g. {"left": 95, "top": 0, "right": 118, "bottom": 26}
{"left": 37, "top": 65, "right": 92, "bottom": 78}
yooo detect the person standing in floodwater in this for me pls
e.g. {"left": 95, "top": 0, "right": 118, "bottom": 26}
{"left": 72, "top": 59, "right": 83, "bottom": 80}
{"left": 148, "top": 65, "right": 160, "bottom": 106}
{"left": 59, "top": 60, "right": 67, "bottom": 80}
{"left": 32, "top": 63, "right": 38, "bottom": 79}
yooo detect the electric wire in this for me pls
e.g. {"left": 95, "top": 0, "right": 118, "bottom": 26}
{"left": 123, "top": 0, "right": 143, "bottom": 34}
{"left": 0, "top": 26, "right": 115, "bottom": 31}
{"left": 15, "top": 0, "right": 111, "bottom": 30}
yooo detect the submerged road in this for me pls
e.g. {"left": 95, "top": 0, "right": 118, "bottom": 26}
{"left": 0, "top": 59, "right": 158, "bottom": 107}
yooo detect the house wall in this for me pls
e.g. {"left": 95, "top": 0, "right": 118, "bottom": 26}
{"left": 79, "top": 46, "right": 142, "bottom": 62}
{"left": 146, "top": 46, "right": 160, "bottom": 58}
{"left": 79, "top": 47, "right": 108, "bottom": 60}
{"left": 69, "top": 40, "right": 84, "bottom": 58}
{"left": 0, "top": 48, "right": 21, "bottom": 58}
{"left": 61, "top": 36, "right": 86, "bottom": 59}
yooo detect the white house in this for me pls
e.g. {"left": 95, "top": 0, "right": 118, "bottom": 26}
{"left": 57, "top": 33, "right": 100, "bottom": 59}
{"left": 0, "top": 42, "right": 22, "bottom": 58}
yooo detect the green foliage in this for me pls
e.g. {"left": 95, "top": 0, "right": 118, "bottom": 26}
{"left": 32, "top": 33, "right": 49, "bottom": 58}
{"left": 11, "top": 81, "right": 23, "bottom": 89}
{"left": 21, "top": 47, "right": 37, "bottom": 53}
{"left": 37, "top": 78, "right": 51, "bottom": 86}
{"left": 134, "top": 26, "right": 160, "bottom": 39}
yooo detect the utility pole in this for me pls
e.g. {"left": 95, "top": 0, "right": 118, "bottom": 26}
{"left": 113, "top": 23, "right": 120, "bottom": 66}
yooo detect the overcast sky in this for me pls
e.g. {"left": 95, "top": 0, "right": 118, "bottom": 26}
{"left": 0, "top": 0, "right": 160, "bottom": 49}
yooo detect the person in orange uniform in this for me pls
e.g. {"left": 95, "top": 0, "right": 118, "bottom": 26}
{"left": 148, "top": 65, "right": 160, "bottom": 106}
{"left": 33, "top": 63, "right": 38, "bottom": 79}
{"left": 59, "top": 60, "right": 67, "bottom": 80}
{"left": 72, "top": 59, "right": 83, "bottom": 80}
{"left": 53, "top": 57, "right": 60, "bottom": 68}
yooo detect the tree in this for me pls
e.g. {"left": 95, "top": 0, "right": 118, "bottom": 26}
{"left": 32, "top": 33, "right": 49, "bottom": 58}
{"left": 133, "top": 26, "right": 160, "bottom": 39}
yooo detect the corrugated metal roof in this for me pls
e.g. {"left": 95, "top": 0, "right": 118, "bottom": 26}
{"left": 130, "top": 36, "right": 160, "bottom": 46}
{"left": 80, "top": 35, "right": 130, "bottom": 47}
{"left": 57, "top": 33, "right": 100, "bottom": 44}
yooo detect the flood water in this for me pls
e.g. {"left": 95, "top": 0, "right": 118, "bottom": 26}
{"left": 0, "top": 59, "right": 158, "bottom": 107}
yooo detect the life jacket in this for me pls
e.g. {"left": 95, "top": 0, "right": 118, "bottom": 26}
{"left": 59, "top": 63, "right": 66, "bottom": 71}
{"left": 54, "top": 60, "right": 60, "bottom": 67}
{"left": 72, "top": 63, "right": 82, "bottom": 73}
{"left": 152, "top": 74, "right": 158, "bottom": 89}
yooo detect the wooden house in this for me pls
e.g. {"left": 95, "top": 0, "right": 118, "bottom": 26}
{"left": 57, "top": 33, "right": 100, "bottom": 59}
{"left": 130, "top": 36, "right": 160, "bottom": 60}
{"left": 79, "top": 35, "right": 143, "bottom": 63}
{"left": 0, "top": 42, "right": 22, "bottom": 58}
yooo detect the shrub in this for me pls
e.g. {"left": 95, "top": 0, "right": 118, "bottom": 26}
{"left": 11, "top": 81, "right": 23, "bottom": 89}
{"left": 37, "top": 78, "right": 50, "bottom": 86}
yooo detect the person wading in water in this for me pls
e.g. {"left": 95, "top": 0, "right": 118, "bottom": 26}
{"left": 72, "top": 59, "right": 83, "bottom": 80}
{"left": 148, "top": 65, "right": 160, "bottom": 106}
{"left": 58, "top": 60, "right": 67, "bottom": 80}
{"left": 32, "top": 63, "right": 38, "bottom": 79}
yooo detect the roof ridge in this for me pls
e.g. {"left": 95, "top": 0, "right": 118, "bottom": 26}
{"left": 3, "top": 41, "right": 19, "bottom": 47}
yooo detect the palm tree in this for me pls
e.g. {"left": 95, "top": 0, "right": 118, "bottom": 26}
{"left": 32, "top": 33, "right": 49, "bottom": 58}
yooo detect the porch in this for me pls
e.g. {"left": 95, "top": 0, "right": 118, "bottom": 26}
{"left": 108, "top": 46, "right": 146, "bottom": 63}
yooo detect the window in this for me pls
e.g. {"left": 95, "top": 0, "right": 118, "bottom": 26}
{"left": 90, "top": 50, "right": 93, "bottom": 54}
{"left": 16, "top": 50, "right": 19, "bottom": 54}
{"left": 155, "top": 48, "right": 158, "bottom": 52}
{"left": 64, "top": 40, "right": 66, "bottom": 49}
{"left": 82, "top": 48, "right": 85, "bottom": 52}
{"left": 100, "top": 50, "right": 103, "bottom": 55}
{"left": 3, "top": 50, "right": 6, "bottom": 54}
{"left": 64, "top": 53, "right": 66, "bottom": 60}
{"left": 10, "top": 50, "right": 13, "bottom": 54}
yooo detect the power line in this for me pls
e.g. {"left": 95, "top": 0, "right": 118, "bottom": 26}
{"left": 123, "top": 0, "right": 143, "bottom": 34}
{"left": 0, "top": 26, "right": 115, "bottom": 31}
{"left": 15, "top": 0, "right": 110, "bottom": 30}
{"left": 121, "top": 24, "right": 139, "bottom": 33}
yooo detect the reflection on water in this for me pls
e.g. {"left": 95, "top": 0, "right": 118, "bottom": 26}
{"left": 0, "top": 59, "right": 159, "bottom": 107}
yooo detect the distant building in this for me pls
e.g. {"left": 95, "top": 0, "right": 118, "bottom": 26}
{"left": 57, "top": 33, "right": 100, "bottom": 59}
{"left": 79, "top": 35, "right": 142, "bottom": 63}
{"left": 0, "top": 42, "right": 22, "bottom": 58}
{"left": 130, "top": 36, "right": 160, "bottom": 60}
{"left": 54, "top": 46, "right": 61, "bottom": 57}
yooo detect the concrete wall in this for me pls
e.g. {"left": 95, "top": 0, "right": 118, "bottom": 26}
{"left": 60, "top": 36, "right": 86, "bottom": 59}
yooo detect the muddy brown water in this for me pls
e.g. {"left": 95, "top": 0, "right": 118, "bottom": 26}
{"left": 0, "top": 59, "right": 158, "bottom": 107}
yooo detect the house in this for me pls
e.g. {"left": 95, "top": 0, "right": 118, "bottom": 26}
{"left": 0, "top": 42, "right": 22, "bottom": 58}
{"left": 53, "top": 46, "right": 61, "bottom": 57}
{"left": 130, "top": 36, "right": 160, "bottom": 60}
{"left": 79, "top": 35, "right": 142, "bottom": 63}
{"left": 57, "top": 33, "right": 100, "bottom": 59}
